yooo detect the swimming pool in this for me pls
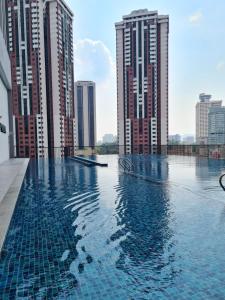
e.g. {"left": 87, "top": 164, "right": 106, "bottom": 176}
{"left": 0, "top": 155, "right": 225, "bottom": 299}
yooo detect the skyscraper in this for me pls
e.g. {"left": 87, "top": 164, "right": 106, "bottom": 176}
{"left": 196, "top": 93, "right": 222, "bottom": 144}
{"left": 7, "top": 0, "right": 48, "bottom": 158}
{"left": 115, "top": 9, "right": 169, "bottom": 154}
{"left": 208, "top": 106, "right": 225, "bottom": 145}
{"left": 6, "top": 0, "right": 75, "bottom": 158}
{"left": 44, "top": 0, "right": 75, "bottom": 157}
{"left": 74, "top": 81, "right": 96, "bottom": 149}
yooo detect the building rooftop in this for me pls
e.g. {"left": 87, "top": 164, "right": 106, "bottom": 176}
{"left": 115, "top": 9, "right": 169, "bottom": 27}
{"left": 209, "top": 105, "right": 225, "bottom": 112}
{"left": 199, "top": 93, "right": 212, "bottom": 103}
{"left": 122, "top": 9, "right": 168, "bottom": 21}
{"left": 75, "top": 80, "right": 95, "bottom": 85}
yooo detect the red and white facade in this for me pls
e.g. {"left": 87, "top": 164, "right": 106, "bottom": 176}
{"left": 6, "top": 0, "right": 75, "bottom": 158}
{"left": 7, "top": 0, "right": 48, "bottom": 158}
{"left": 44, "top": 0, "right": 75, "bottom": 157}
{"left": 115, "top": 10, "right": 169, "bottom": 154}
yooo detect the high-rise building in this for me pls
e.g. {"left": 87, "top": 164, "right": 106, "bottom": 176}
{"left": 0, "top": 1, "right": 12, "bottom": 163}
{"left": 6, "top": 0, "right": 75, "bottom": 158}
{"left": 115, "top": 9, "right": 169, "bottom": 154}
{"left": 74, "top": 81, "right": 96, "bottom": 149}
{"left": 208, "top": 106, "right": 225, "bottom": 145}
{"left": 44, "top": 0, "right": 75, "bottom": 157}
{"left": 196, "top": 93, "right": 222, "bottom": 144}
{"left": 6, "top": 0, "right": 48, "bottom": 158}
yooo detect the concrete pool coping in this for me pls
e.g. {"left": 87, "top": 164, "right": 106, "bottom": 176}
{"left": 0, "top": 158, "right": 29, "bottom": 251}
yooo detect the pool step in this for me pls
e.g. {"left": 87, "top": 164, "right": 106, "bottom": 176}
{"left": 69, "top": 156, "right": 108, "bottom": 167}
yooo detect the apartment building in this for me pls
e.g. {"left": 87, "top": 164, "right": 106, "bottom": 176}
{"left": 208, "top": 106, "right": 225, "bottom": 145}
{"left": 115, "top": 9, "right": 169, "bottom": 154}
{"left": 44, "top": 0, "right": 75, "bottom": 157}
{"left": 196, "top": 93, "right": 222, "bottom": 144}
{"left": 74, "top": 81, "right": 96, "bottom": 149}
{"left": 6, "top": 0, "right": 75, "bottom": 158}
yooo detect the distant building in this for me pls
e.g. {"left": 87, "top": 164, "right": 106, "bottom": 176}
{"left": 196, "top": 93, "right": 222, "bottom": 145}
{"left": 96, "top": 140, "right": 103, "bottom": 146}
{"left": 208, "top": 106, "right": 225, "bottom": 145}
{"left": 182, "top": 135, "right": 195, "bottom": 145}
{"left": 74, "top": 81, "right": 96, "bottom": 149}
{"left": 115, "top": 10, "right": 169, "bottom": 154}
{"left": 0, "top": 1, "right": 12, "bottom": 163}
{"left": 102, "top": 134, "right": 116, "bottom": 144}
{"left": 168, "top": 134, "right": 181, "bottom": 144}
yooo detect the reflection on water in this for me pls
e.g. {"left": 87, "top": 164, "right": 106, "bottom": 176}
{"left": 195, "top": 156, "right": 225, "bottom": 180}
{"left": 111, "top": 161, "right": 179, "bottom": 295}
{"left": 0, "top": 158, "right": 102, "bottom": 299}
{"left": 126, "top": 154, "right": 169, "bottom": 181}
{"left": 1, "top": 155, "right": 225, "bottom": 299}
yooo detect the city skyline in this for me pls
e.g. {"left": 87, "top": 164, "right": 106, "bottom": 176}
{"left": 3, "top": 0, "right": 225, "bottom": 151}
{"left": 66, "top": 0, "right": 225, "bottom": 140}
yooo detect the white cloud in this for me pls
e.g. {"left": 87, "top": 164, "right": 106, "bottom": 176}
{"left": 188, "top": 11, "right": 203, "bottom": 24}
{"left": 74, "top": 39, "right": 117, "bottom": 141}
{"left": 216, "top": 61, "right": 225, "bottom": 71}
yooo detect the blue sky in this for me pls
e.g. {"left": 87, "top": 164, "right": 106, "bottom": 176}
{"left": 66, "top": 0, "right": 225, "bottom": 141}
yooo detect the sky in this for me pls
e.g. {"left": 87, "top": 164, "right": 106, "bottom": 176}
{"left": 65, "top": 0, "right": 225, "bottom": 141}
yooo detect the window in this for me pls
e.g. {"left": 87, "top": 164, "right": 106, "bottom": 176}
{"left": 20, "top": 0, "right": 25, "bottom": 41}
{"left": 139, "top": 64, "right": 142, "bottom": 94}
{"left": 22, "top": 50, "right": 27, "bottom": 86}
{"left": 138, "top": 21, "right": 142, "bottom": 57}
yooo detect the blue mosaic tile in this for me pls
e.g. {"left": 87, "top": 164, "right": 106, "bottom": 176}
{"left": 0, "top": 156, "right": 225, "bottom": 299}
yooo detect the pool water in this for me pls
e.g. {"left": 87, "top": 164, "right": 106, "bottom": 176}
{"left": 1, "top": 155, "right": 225, "bottom": 299}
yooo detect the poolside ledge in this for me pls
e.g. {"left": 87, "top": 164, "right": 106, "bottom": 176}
{"left": 0, "top": 158, "right": 29, "bottom": 252}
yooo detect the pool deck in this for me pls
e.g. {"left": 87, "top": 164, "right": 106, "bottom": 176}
{"left": 0, "top": 158, "right": 29, "bottom": 251}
